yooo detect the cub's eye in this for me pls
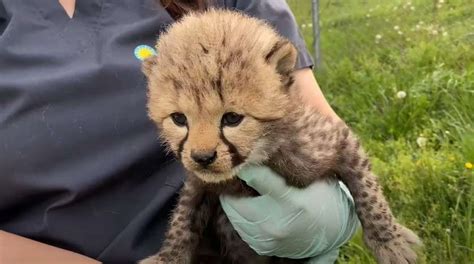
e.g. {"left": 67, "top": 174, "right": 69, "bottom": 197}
{"left": 222, "top": 112, "right": 244, "bottom": 127}
{"left": 170, "top": 112, "right": 187, "bottom": 127}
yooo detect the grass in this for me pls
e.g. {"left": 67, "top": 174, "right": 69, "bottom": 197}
{"left": 288, "top": 0, "right": 474, "bottom": 263}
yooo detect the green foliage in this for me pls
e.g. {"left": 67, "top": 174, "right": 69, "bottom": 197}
{"left": 289, "top": 0, "right": 474, "bottom": 263}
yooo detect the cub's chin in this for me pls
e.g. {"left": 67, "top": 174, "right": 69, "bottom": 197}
{"left": 193, "top": 170, "right": 235, "bottom": 183}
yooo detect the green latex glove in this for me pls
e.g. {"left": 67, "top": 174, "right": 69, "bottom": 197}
{"left": 219, "top": 165, "right": 360, "bottom": 263}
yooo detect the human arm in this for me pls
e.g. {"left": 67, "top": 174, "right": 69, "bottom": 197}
{"left": 0, "top": 231, "right": 100, "bottom": 264}
{"left": 292, "top": 68, "right": 341, "bottom": 120}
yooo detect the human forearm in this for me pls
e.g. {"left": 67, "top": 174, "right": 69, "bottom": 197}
{"left": 292, "top": 68, "right": 341, "bottom": 121}
{"left": 0, "top": 231, "right": 100, "bottom": 264}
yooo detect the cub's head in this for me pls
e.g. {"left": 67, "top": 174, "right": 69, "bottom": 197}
{"left": 143, "top": 9, "right": 297, "bottom": 183}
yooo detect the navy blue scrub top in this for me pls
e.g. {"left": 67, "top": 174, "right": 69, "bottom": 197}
{"left": 0, "top": 0, "right": 312, "bottom": 262}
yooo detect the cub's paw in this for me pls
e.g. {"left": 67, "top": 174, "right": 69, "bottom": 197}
{"left": 139, "top": 252, "right": 189, "bottom": 264}
{"left": 138, "top": 255, "right": 165, "bottom": 264}
{"left": 366, "top": 225, "right": 422, "bottom": 264}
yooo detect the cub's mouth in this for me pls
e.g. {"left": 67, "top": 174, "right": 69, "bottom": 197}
{"left": 192, "top": 168, "right": 236, "bottom": 183}
{"left": 186, "top": 158, "right": 249, "bottom": 183}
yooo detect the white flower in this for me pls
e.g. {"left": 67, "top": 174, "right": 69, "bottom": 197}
{"left": 410, "top": 6, "right": 415, "bottom": 11}
{"left": 416, "top": 136, "right": 428, "bottom": 148}
{"left": 308, "top": 23, "right": 313, "bottom": 27}
{"left": 445, "top": 130, "right": 450, "bottom": 134}
{"left": 394, "top": 25, "right": 400, "bottom": 30}
{"left": 415, "top": 25, "right": 421, "bottom": 30}
{"left": 375, "top": 34, "right": 383, "bottom": 40}
{"left": 398, "top": 30, "right": 404, "bottom": 35}
{"left": 432, "top": 30, "right": 439, "bottom": 35}
{"left": 437, "top": 3, "right": 442, "bottom": 8}
{"left": 396, "top": 91, "right": 407, "bottom": 99}
{"left": 443, "top": 31, "right": 448, "bottom": 37}
{"left": 301, "top": 24, "right": 307, "bottom": 28}
{"left": 439, "top": 0, "right": 445, "bottom": 3}
{"left": 366, "top": 14, "right": 371, "bottom": 18}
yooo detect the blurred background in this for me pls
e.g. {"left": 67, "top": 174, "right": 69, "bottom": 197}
{"left": 286, "top": 0, "right": 474, "bottom": 263}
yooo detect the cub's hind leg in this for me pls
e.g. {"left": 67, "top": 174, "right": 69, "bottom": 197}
{"left": 213, "top": 204, "right": 269, "bottom": 264}
{"left": 336, "top": 127, "right": 421, "bottom": 264}
{"left": 139, "top": 178, "right": 210, "bottom": 264}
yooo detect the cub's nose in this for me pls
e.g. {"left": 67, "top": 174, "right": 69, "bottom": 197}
{"left": 191, "top": 150, "right": 217, "bottom": 167}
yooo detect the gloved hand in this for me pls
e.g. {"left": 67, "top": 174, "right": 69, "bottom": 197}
{"left": 219, "top": 165, "right": 360, "bottom": 263}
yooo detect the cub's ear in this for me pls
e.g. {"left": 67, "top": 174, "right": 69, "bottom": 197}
{"left": 142, "top": 56, "right": 157, "bottom": 77}
{"left": 265, "top": 39, "right": 298, "bottom": 76}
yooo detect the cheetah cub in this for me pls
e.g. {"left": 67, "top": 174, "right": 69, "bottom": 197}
{"left": 140, "top": 9, "right": 421, "bottom": 264}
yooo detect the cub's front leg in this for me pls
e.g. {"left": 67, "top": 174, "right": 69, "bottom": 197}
{"left": 139, "top": 177, "right": 209, "bottom": 264}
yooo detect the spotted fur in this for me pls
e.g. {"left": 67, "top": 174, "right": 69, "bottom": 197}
{"left": 140, "top": 9, "right": 421, "bottom": 264}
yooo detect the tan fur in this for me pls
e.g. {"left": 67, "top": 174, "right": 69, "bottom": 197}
{"left": 140, "top": 9, "right": 421, "bottom": 264}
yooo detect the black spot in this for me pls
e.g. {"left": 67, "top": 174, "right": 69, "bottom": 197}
{"left": 284, "top": 76, "right": 295, "bottom": 89}
{"left": 193, "top": 89, "right": 203, "bottom": 110}
{"left": 377, "top": 236, "right": 392, "bottom": 243}
{"left": 212, "top": 68, "right": 224, "bottom": 102}
{"left": 366, "top": 180, "right": 374, "bottom": 188}
{"left": 172, "top": 79, "right": 183, "bottom": 90}
{"left": 341, "top": 127, "right": 350, "bottom": 140}
{"left": 339, "top": 139, "right": 349, "bottom": 150}
{"left": 221, "top": 36, "right": 226, "bottom": 47}
{"left": 240, "top": 60, "right": 249, "bottom": 70}
{"left": 370, "top": 196, "right": 378, "bottom": 204}
{"left": 223, "top": 50, "right": 243, "bottom": 68}
{"left": 265, "top": 40, "right": 287, "bottom": 62}
{"left": 350, "top": 155, "right": 360, "bottom": 167}
{"left": 177, "top": 128, "right": 189, "bottom": 160}
{"left": 199, "top": 43, "right": 209, "bottom": 54}
{"left": 361, "top": 158, "right": 369, "bottom": 168}
{"left": 219, "top": 128, "right": 245, "bottom": 167}
{"left": 355, "top": 140, "right": 360, "bottom": 149}
{"left": 318, "top": 131, "right": 327, "bottom": 140}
